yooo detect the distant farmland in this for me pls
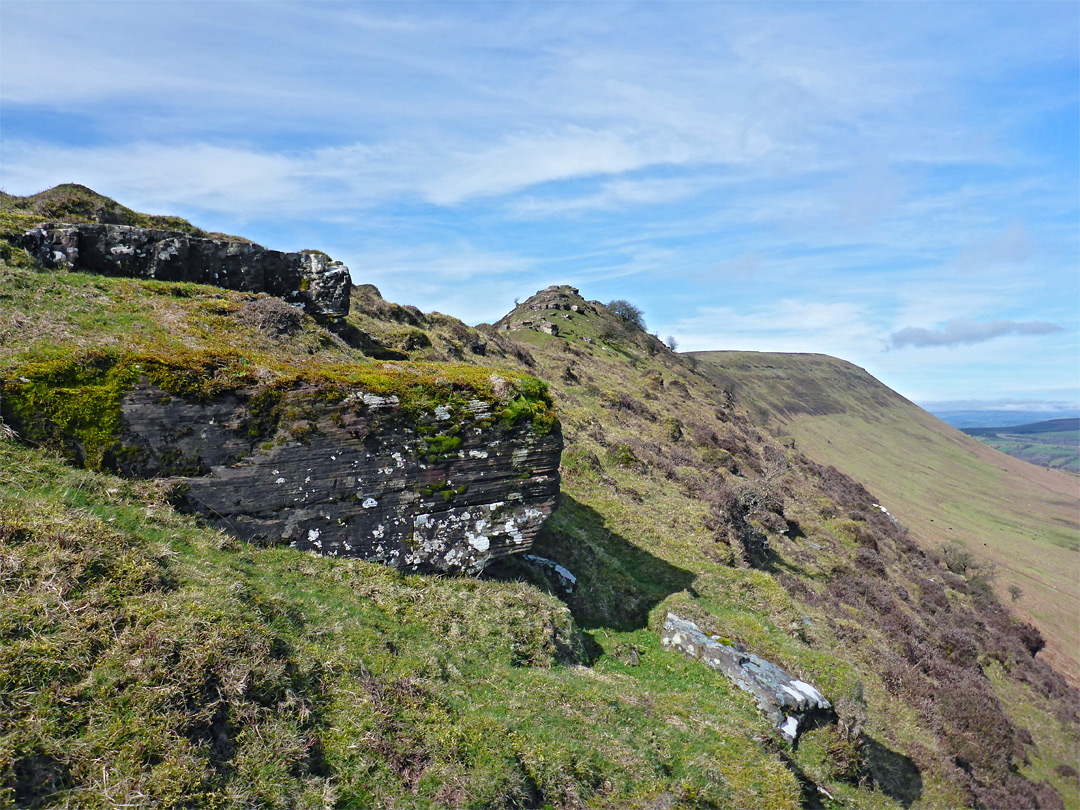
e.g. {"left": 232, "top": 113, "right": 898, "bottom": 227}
{"left": 963, "top": 418, "right": 1080, "bottom": 473}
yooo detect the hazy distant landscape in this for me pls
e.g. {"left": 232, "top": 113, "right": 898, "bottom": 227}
{"left": 930, "top": 410, "right": 1080, "bottom": 430}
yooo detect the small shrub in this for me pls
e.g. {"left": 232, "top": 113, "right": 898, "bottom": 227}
{"left": 662, "top": 417, "right": 682, "bottom": 442}
{"left": 607, "top": 443, "right": 639, "bottom": 469}
{"left": 606, "top": 299, "right": 645, "bottom": 330}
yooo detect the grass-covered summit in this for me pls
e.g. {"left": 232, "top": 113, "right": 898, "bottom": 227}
{"left": 1, "top": 188, "right": 1077, "bottom": 809}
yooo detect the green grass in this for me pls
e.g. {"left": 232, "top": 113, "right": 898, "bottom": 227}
{"left": 0, "top": 439, "right": 814, "bottom": 809}
{"left": 2, "top": 195, "right": 1077, "bottom": 808}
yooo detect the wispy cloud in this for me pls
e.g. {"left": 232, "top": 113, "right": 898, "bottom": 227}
{"left": 889, "top": 319, "right": 1064, "bottom": 349}
{"left": 954, "top": 220, "right": 1034, "bottom": 274}
{"left": 1, "top": 1, "right": 1076, "bottom": 405}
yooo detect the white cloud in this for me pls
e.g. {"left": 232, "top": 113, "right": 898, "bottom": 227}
{"left": 889, "top": 319, "right": 1064, "bottom": 349}
{"left": 421, "top": 127, "right": 697, "bottom": 206}
{"left": 669, "top": 299, "right": 879, "bottom": 357}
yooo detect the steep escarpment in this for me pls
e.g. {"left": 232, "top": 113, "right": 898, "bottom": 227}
{"left": 493, "top": 285, "right": 1078, "bottom": 809}
{"left": 692, "top": 350, "right": 1080, "bottom": 685}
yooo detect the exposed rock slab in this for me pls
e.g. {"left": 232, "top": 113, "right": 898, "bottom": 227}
{"left": 17, "top": 224, "right": 351, "bottom": 316}
{"left": 115, "top": 380, "right": 560, "bottom": 574}
{"left": 661, "top": 613, "right": 835, "bottom": 742}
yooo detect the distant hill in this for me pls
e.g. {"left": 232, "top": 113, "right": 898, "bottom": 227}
{"left": 963, "top": 418, "right": 1080, "bottom": 437}
{"left": 930, "top": 409, "right": 1080, "bottom": 429}
{"left": 691, "top": 350, "right": 1080, "bottom": 685}
{"left": 961, "top": 418, "right": 1080, "bottom": 473}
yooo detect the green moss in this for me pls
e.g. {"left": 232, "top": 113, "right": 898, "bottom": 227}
{"left": 0, "top": 350, "right": 139, "bottom": 469}
{"left": 1, "top": 343, "right": 558, "bottom": 475}
{"left": 425, "top": 433, "right": 463, "bottom": 456}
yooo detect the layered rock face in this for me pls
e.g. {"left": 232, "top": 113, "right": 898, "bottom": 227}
{"left": 115, "top": 379, "right": 561, "bottom": 574}
{"left": 661, "top": 614, "right": 835, "bottom": 743}
{"left": 17, "top": 224, "right": 351, "bottom": 316}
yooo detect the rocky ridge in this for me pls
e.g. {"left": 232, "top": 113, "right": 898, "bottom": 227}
{"left": 17, "top": 223, "right": 351, "bottom": 316}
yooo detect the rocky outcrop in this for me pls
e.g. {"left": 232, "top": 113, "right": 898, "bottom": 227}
{"left": 17, "top": 224, "right": 351, "bottom": 316}
{"left": 114, "top": 377, "right": 561, "bottom": 574}
{"left": 495, "top": 285, "right": 601, "bottom": 333}
{"left": 661, "top": 613, "right": 835, "bottom": 743}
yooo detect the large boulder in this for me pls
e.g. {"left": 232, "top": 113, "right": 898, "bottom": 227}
{"left": 17, "top": 224, "right": 351, "bottom": 316}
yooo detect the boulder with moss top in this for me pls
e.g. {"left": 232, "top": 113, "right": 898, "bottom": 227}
{"left": 1, "top": 352, "right": 561, "bottom": 574}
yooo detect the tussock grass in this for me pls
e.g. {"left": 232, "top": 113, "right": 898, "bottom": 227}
{"left": 0, "top": 440, "right": 809, "bottom": 809}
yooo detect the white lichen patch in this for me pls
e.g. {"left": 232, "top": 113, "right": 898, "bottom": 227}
{"left": 357, "top": 392, "right": 401, "bottom": 409}
{"left": 363, "top": 497, "right": 378, "bottom": 508}
{"left": 468, "top": 450, "right": 489, "bottom": 459}
{"left": 467, "top": 533, "right": 490, "bottom": 552}
{"left": 434, "top": 405, "right": 452, "bottom": 421}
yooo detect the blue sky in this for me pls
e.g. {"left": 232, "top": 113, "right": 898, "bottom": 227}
{"left": 2, "top": 1, "right": 1077, "bottom": 411}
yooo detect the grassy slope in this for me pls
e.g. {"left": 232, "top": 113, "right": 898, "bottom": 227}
{"left": 691, "top": 350, "right": 1080, "bottom": 685}
{"left": 3, "top": 440, "right": 806, "bottom": 810}
{"left": 1, "top": 190, "right": 1077, "bottom": 808}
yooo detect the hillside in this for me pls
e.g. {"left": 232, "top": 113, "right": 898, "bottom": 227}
{"left": 962, "top": 420, "right": 1080, "bottom": 474}
{"left": 690, "top": 351, "right": 1080, "bottom": 686}
{"left": 1, "top": 187, "right": 1077, "bottom": 809}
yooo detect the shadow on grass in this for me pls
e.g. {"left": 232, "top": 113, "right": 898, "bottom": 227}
{"left": 485, "top": 494, "right": 695, "bottom": 633}
{"left": 865, "top": 736, "right": 923, "bottom": 809}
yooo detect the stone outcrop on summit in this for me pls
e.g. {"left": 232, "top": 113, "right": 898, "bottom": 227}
{"left": 17, "top": 223, "right": 351, "bottom": 316}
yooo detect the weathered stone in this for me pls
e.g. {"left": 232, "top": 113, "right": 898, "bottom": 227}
{"left": 539, "top": 322, "right": 559, "bottom": 336}
{"left": 522, "top": 554, "right": 577, "bottom": 593}
{"left": 17, "top": 224, "right": 351, "bottom": 316}
{"left": 114, "top": 379, "right": 560, "bottom": 574}
{"left": 661, "top": 613, "right": 835, "bottom": 743}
